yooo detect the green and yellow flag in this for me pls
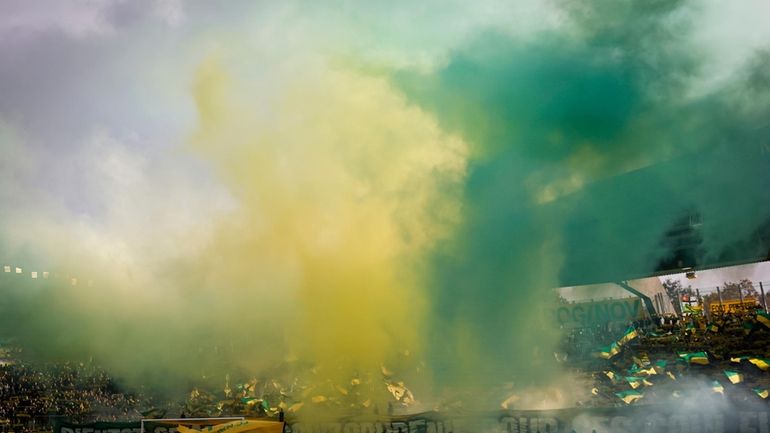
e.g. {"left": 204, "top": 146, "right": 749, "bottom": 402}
{"left": 625, "top": 377, "right": 643, "bottom": 389}
{"left": 724, "top": 370, "right": 743, "bottom": 384}
{"left": 598, "top": 342, "right": 621, "bottom": 359}
{"left": 753, "top": 388, "right": 769, "bottom": 399}
{"left": 748, "top": 358, "right": 770, "bottom": 371}
{"left": 711, "top": 381, "right": 724, "bottom": 394}
{"left": 638, "top": 367, "right": 657, "bottom": 376}
{"left": 603, "top": 370, "right": 620, "bottom": 384}
{"left": 617, "top": 326, "right": 638, "bottom": 346}
{"left": 615, "top": 390, "right": 643, "bottom": 404}
{"left": 629, "top": 364, "right": 656, "bottom": 376}
{"left": 678, "top": 351, "right": 709, "bottom": 365}
{"left": 683, "top": 304, "right": 702, "bottom": 316}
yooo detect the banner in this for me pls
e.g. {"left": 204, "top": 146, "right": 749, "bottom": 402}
{"left": 286, "top": 406, "right": 770, "bottom": 433}
{"left": 56, "top": 421, "right": 141, "bottom": 433}
{"left": 56, "top": 405, "right": 770, "bottom": 433}
{"left": 552, "top": 298, "right": 644, "bottom": 328}
{"left": 179, "top": 420, "right": 283, "bottom": 433}
{"left": 144, "top": 419, "right": 250, "bottom": 433}
{"left": 55, "top": 419, "right": 245, "bottom": 433}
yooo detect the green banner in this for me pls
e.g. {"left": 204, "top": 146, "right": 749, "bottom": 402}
{"left": 552, "top": 297, "right": 644, "bottom": 328}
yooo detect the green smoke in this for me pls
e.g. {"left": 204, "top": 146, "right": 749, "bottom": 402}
{"left": 0, "top": 0, "right": 769, "bottom": 412}
{"left": 392, "top": 0, "right": 770, "bottom": 389}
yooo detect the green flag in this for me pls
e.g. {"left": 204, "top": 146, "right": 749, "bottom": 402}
{"left": 678, "top": 351, "right": 709, "bottom": 365}
{"left": 625, "top": 377, "right": 644, "bottom": 389}
{"left": 617, "top": 326, "right": 638, "bottom": 346}
{"left": 748, "top": 358, "right": 770, "bottom": 371}
{"left": 724, "top": 370, "right": 743, "bottom": 384}
{"left": 711, "top": 381, "right": 724, "bottom": 394}
{"left": 597, "top": 342, "right": 620, "bottom": 359}
{"left": 615, "top": 390, "right": 643, "bottom": 404}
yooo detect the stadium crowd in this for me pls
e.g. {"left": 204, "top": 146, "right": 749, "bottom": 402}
{"left": 2, "top": 301, "right": 770, "bottom": 432}
{"left": 0, "top": 353, "right": 145, "bottom": 432}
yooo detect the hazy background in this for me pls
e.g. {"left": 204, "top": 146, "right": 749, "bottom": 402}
{"left": 1, "top": 0, "right": 769, "bottom": 412}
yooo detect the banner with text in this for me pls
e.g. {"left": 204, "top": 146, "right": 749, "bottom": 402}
{"left": 551, "top": 298, "right": 645, "bottom": 328}
{"left": 55, "top": 405, "right": 770, "bottom": 433}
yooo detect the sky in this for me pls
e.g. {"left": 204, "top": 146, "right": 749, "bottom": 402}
{"left": 1, "top": 0, "right": 770, "bottom": 411}
{"left": 659, "top": 261, "right": 770, "bottom": 291}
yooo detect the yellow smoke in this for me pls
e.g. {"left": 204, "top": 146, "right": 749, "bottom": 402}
{"left": 189, "top": 55, "right": 467, "bottom": 405}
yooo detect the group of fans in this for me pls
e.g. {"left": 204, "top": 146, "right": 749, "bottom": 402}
{"left": 0, "top": 353, "right": 146, "bottom": 432}
{"left": 3, "top": 297, "right": 770, "bottom": 433}
{"left": 574, "top": 302, "right": 770, "bottom": 407}
{"left": 0, "top": 351, "right": 409, "bottom": 433}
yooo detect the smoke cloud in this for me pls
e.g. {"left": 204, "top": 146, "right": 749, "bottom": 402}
{"left": 393, "top": 0, "right": 770, "bottom": 391}
{"left": 0, "top": 0, "right": 769, "bottom": 413}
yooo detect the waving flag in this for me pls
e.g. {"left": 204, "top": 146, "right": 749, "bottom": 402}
{"left": 724, "top": 370, "right": 743, "bottom": 384}
{"left": 615, "top": 390, "right": 643, "bottom": 404}
{"left": 678, "top": 351, "right": 709, "bottom": 365}
{"left": 711, "top": 381, "right": 724, "bottom": 394}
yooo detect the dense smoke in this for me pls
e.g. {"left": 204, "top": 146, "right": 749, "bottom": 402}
{"left": 0, "top": 0, "right": 769, "bottom": 413}
{"left": 393, "top": 0, "right": 770, "bottom": 391}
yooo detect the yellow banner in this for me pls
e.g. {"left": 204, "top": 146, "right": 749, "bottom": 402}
{"left": 178, "top": 420, "right": 283, "bottom": 433}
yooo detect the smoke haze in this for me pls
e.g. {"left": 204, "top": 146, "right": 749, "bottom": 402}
{"left": 1, "top": 0, "right": 769, "bottom": 412}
